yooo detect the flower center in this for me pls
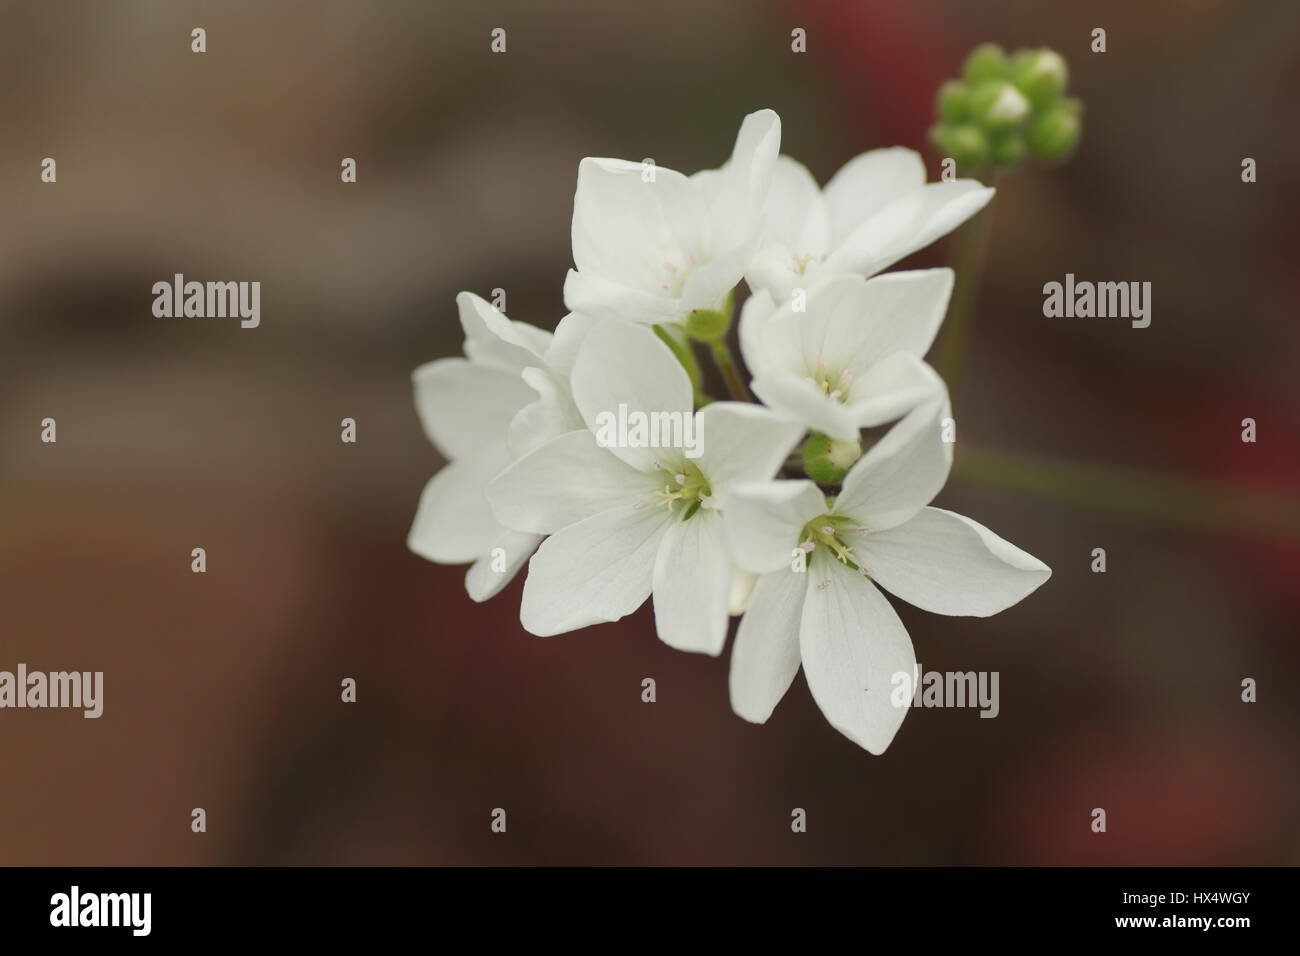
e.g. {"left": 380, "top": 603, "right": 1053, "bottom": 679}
{"left": 792, "top": 252, "right": 822, "bottom": 276}
{"left": 659, "top": 251, "right": 707, "bottom": 298}
{"left": 799, "top": 513, "right": 871, "bottom": 575}
{"left": 636, "top": 459, "right": 713, "bottom": 518}
{"left": 803, "top": 354, "right": 855, "bottom": 404}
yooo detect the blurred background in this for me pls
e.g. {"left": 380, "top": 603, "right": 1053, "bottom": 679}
{"left": 2, "top": 0, "right": 1297, "bottom": 865}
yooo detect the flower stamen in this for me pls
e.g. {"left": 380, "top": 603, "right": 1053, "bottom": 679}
{"left": 651, "top": 460, "right": 713, "bottom": 515}
{"left": 801, "top": 513, "right": 867, "bottom": 570}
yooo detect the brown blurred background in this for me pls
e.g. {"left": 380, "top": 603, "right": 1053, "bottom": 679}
{"left": 2, "top": 0, "right": 1297, "bottom": 865}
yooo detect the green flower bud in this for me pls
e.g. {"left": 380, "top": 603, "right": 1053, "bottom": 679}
{"left": 963, "top": 43, "right": 1009, "bottom": 85}
{"left": 803, "top": 433, "right": 862, "bottom": 485}
{"left": 991, "top": 131, "right": 1027, "bottom": 167}
{"left": 1010, "top": 48, "right": 1069, "bottom": 111}
{"left": 684, "top": 307, "right": 729, "bottom": 342}
{"left": 929, "top": 122, "right": 990, "bottom": 169}
{"left": 969, "top": 80, "right": 1031, "bottom": 130}
{"left": 936, "top": 80, "right": 970, "bottom": 123}
{"left": 1025, "top": 99, "right": 1082, "bottom": 162}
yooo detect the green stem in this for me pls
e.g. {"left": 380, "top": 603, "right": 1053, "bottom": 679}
{"left": 935, "top": 169, "right": 998, "bottom": 398}
{"left": 654, "top": 325, "right": 708, "bottom": 405}
{"left": 952, "top": 446, "right": 1300, "bottom": 542}
{"left": 709, "top": 338, "right": 752, "bottom": 403}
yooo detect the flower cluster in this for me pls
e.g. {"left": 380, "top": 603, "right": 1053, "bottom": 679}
{"left": 410, "top": 109, "right": 1050, "bottom": 753}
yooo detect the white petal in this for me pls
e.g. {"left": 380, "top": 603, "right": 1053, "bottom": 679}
{"left": 755, "top": 273, "right": 862, "bottom": 379}
{"left": 520, "top": 503, "right": 670, "bottom": 636}
{"left": 833, "top": 393, "right": 953, "bottom": 531}
{"left": 751, "top": 370, "right": 861, "bottom": 440}
{"left": 758, "top": 270, "right": 952, "bottom": 384}
{"left": 689, "top": 166, "right": 722, "bottom": 201}
{"left": 457, "top": 291, "right": 551, "bottom": 372}
{"left": 821, "top": 147, "right": 927, "bottom": 248}
{"left": 728, "top": 567, "right": 758, "bottom": 615}
{"left": 506, "top": 367, "right": 584, "bottom": 460}
{"left": 707, "top": 109, "right": 782, "bottom": 253}
{"left": 566, "top": 153, "right": 728, "bottom": 320}
{"left": 570, "top": 322, "right": 694, "bottom": 471}
{"left": 858, "top": 507, "right": 1051, "bottom": 616}
{"left": 678, "top": 242, "right": 754, "bottom": 314}
{"left": 799, "top": 550, "right": 916, "bottom": 754}
{"left": 722, "top": 480, "right": 826, "bottom": 574}
{"left": 694, "top": 401, "right": 804, "bottom": 494}
{"left": 652, "top": 511, "right": 733, "bottom": 655}
{"left": 729, "top": 568, "right": 806, "bottom": 723}
{"left": 562, "top": 268, "right": 681, "bottom": 325}
{"left": 407, "top": 445, "right": 508, "bottom": 563}
{"left": 737, "top": 287, "right": 781, "bottom": 378}
{"left": 487, "top": 429, "right": 659, "bottom": 535}
{"left": 744, "top": 242, "right": 801, "bottom": 303}
{"left": 829, "top": 181, "right": 995, "bottom": 278}
{"left": 841, "top": 268, "right": 955, "bottom": 362}
{"left": 541, "top": 312, "right": 599, "bottom": 377}
{"left": 465, "top": 529, "right": 542, "bottom": 602}
{"left": 412, "top": 358, "right": 534, "bottom": 460}
{"left": 570, "top": 157, "right": 706, "bottom": 292}
{"left": 759, "top": 155, "right": 829, "bottom": 255}
{"left": 842, "top": 352, "right": 946, "bottom": 428}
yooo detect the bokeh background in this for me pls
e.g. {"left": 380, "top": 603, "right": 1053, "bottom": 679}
{"left": 2, "top": 0, "right": 1297, "bottom": 865}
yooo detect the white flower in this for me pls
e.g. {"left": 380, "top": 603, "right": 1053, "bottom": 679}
{"left": 722, "top": 398, "right": 1050, "bottom": 753}
{"left": 562, "top": 109, "right": 781, "bottom": 325}
{"left": 505, "top": 310, "right": 595, "bottom": 460}
{"left": 486, "top": 321, "right": 803, "bottom": 652}
{"left": 746, "top": 148, "right": 995, "bottom": 302}
{"left": 739, "top": 270, "right": 952, "bottom": 440}
{"left": 408, "top": 293, "right": 590, "bottom": 601}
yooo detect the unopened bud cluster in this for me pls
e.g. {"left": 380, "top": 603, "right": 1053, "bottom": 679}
{"left": 930, "top": 44, "right": 1082, "bottom": 170}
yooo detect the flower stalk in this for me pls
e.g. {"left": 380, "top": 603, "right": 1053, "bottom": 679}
{"left": 953, "top": 447, "right": 1300, "bottom": 542}
{"left": 653, "top": 324, "right": 709, "bottom": 405}
{"left": 708, "top": 336, "right": 752, "bottom": 403}
{"left": 934, "top": 172, "right": 997, "bottom": 396}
